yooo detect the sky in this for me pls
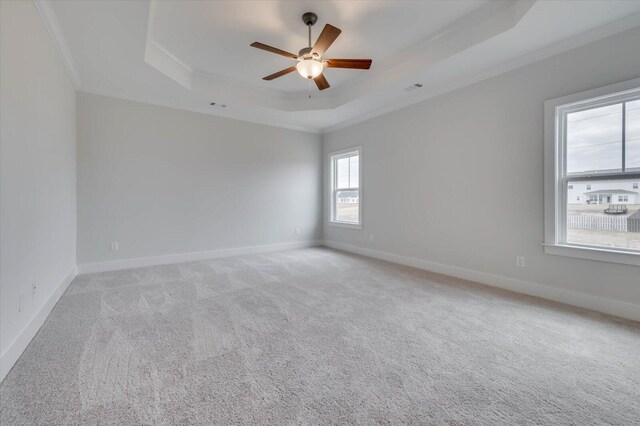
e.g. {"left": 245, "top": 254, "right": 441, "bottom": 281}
{"left": 567, "top": 99, "right": 640, "bottom": 174}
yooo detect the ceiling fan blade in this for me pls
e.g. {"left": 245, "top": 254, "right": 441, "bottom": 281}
{"left": 311, "top": 24, "right": 341, "bottom": 57}
{"left": 250, "top": 42, "right": 298, "bottom": 59}
{"left": 314, "top": 74, "right": 330, "bottom": 91}
{"left": 325, "top": 59, "right": 372, "bottom": 69}
{"left": 263, "top": 66, "right": 297, "bottom": 81}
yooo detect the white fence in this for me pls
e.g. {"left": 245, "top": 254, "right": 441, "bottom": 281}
{"left": 630, "top": 214, "right": 640, "bottom": 232}
{"left": 568, "top": 215, "right": 640, "bottom": 232}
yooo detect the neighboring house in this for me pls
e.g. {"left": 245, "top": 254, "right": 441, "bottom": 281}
{"left": 583, "top": 189, "right": 637, "bottom": 205}
{"left": 336, "top": 190, "right": 359, "bottom": 203}
{"left": 567, "top": 180, "right": 639, "bottom": 204}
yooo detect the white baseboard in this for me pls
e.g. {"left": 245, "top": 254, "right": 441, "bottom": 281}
{"left": 78, "top": 240, "right": 322, "bottom": 274}
{"left": 323, "top": 240, "right": 640, "bottom": 322}
{"left": 2, "top": 239, "right": 633, "bottom": 385}
{"left": 1, "top": 240, "right": 320, "bottom": 383}
{"left": 0, "top": 264, "right": 77, "bottom": 383}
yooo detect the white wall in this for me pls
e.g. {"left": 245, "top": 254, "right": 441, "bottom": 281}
{"left": 0, "top": 4, "right": 637, "bottom": 387}
{"left": 1, "top": 1, "right": 77, "bottom": 379}
{"left": 77, "top": 93, "right": 322, "bottom": 267}
{"left": 323, "top": 27, "right": 640, "bottom": 314}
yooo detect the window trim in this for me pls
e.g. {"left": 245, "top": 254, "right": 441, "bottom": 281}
{"left": 544, "top": 78, "right": 640, "bottom": 267}
{"left": 328, "top": 146, "right": 362, "bottom": 230}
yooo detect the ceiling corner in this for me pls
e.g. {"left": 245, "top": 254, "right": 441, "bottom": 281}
{"left": 33, "top": 0, "right": 81, "bottom": 89}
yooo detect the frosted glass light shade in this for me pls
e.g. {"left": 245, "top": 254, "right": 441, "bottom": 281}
{"left": 296, "top": 59, "right": 324, "bottom": 79}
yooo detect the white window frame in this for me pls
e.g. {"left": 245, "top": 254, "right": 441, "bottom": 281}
{"left": 328, "top": 146, "right": 362, "bottom": 229}
{"left": 544, "top": 77, "right": 640, "bottom": 267}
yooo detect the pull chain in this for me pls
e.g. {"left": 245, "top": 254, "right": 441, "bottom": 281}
{"left": 308, "top": 79, "right": 312, "bottom": 99}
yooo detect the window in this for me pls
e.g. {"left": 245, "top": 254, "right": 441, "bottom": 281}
{"left": 329, "top": 147, "right": 362, "bottom": 228}
{"left": 544, "top": 78, "right": 640, "bottom": 266}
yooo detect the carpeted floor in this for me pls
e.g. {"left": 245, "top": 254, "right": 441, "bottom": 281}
{"left": 1, "top": 248, "right": 639, "bottom": 425}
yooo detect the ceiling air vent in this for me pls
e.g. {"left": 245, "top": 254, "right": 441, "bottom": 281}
{"left": 404, "top": 83, "right": 423, "bottom": 92}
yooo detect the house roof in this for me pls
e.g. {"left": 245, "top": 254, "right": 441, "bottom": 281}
{"left": 584, "top": 189, "right": 638, "bottom": 195}
{"left": 337, "top": 191, "right": 358, "bottom": 198}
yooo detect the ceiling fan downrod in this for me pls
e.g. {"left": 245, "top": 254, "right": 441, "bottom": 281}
{"left": 250, "top": 11, "right": 371, "bottom": 91}
{"left": 302, "top": 12, "right": 317, "bottom": 48}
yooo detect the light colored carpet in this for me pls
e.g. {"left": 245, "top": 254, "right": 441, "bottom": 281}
{"left": 1, "top": 248, "right": 639, "bottom": 425}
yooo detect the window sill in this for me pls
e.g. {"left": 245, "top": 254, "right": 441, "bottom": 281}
{"left": 328, "top": 221, "right": 362, "bottom": 230}
{"left": 543, "top": 243, "right": 640, "bottom": 267}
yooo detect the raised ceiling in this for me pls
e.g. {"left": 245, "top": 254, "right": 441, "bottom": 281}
{"left": 149, "top": 1, "right": 492, "bottom": 95}
{"left": 41, "top": 0, "right": 640, "bottom": 133}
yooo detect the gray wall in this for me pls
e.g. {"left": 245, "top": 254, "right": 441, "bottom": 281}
{"left": 323, "top": 27, "right": 640, "bottom": 306}
{"left": 77, "top": 93, "right": 322, "bottom": 264}
{"left": 1, "top": 1, "right": 77, "bottom": 359}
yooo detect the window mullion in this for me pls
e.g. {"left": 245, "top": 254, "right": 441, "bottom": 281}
{"left": 622, "top": 101, "right": 626, "bottom": 173}
{"left": 559, "top": 112, "right": 568, "bottom": 244}
{"left": 559, "top": 176, "right": 568, "bottom": 244}
{"left": 332, "top": 158, "right": 337, "bottom": 221}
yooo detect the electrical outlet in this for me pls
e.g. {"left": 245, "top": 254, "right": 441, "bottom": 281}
{"left": 516, "top": 256, "right": 525, "bottom": 268}
{"left": 294, "top": 228, "right": 300, "bottom": 236}
{"left": 369, "top": 234, "right": 374, "bottom": 242}
{"left": 110, "top": 242, "right": 119, "bottom": 251}
{"left": 32, "top": 282, "right": 37, "bottom": 298}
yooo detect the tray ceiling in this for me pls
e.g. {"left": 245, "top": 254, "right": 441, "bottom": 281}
{"left": 42, "top": 0, "right": 640, "bottom": 132}
{"left": 148, "top": 0, "right": 491, "bottom": 95}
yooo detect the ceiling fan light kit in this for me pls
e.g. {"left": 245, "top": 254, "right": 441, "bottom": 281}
{"left": 296, "top": 57, "right": 323, "bottom": 80}
{"left": 250, "top": 12, "right": 372, "bottom": 91}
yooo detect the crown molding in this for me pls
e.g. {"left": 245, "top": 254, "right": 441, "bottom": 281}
{"left": 328, "top": 0, "right": 535, "bottom": 109}
{"left": 144, "top": 0, "right": 534, "bottom": 113}
{"left": 33, "top": 0, "right": 81, "bottom": 89}
{"left": 321, "top": 12, "right": 640, "bottom": 134}
{"left": 78, "top": 88, "right": 322, "bottom": 134}
{"left": 35, "top": 0, "right": 640, "bottom": 135}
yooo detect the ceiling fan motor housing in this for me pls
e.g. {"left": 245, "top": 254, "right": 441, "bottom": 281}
{"left": 302, "top": 12, "right": 317, "bottom": 26}
{"left": 298, "top": 47, "right": 318, "bottom": 59}
{"left": 250, "top": 12, "right": 371, "bottom": 90}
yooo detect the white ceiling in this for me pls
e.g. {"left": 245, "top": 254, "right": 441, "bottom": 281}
{"left": 41, "top": 0, "right": 640, "bottom": 133}
{"left": 150, "top": 0, "right": 492, "bottom": 95}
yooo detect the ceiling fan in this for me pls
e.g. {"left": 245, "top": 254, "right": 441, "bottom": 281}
{"left": 250, "top": 12, "right": 372, "bottom": 91}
